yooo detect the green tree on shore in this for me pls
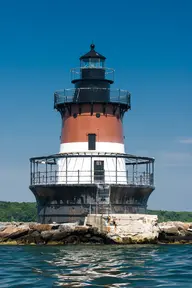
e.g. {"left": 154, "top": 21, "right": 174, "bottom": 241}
{"left": 0, "top": 202, "right": 37, "bottom": 222}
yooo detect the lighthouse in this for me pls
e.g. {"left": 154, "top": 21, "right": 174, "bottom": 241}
{"left": 29, "top": 44, "right": 155, "bottom": 224}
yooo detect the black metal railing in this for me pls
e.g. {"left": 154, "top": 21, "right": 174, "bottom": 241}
{"left": 54, "top": 88, "right": 131, "bottom": 108}
{"left": 30, "top": 153, "right": 155, "bottom": 187}
{"left": 70, "top": 67, "right": 115, "bottom": 82}
{"left": 31, "top": 170, "right": 154, "bottom": 186}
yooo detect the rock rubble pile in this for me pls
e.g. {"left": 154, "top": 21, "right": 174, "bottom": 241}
{"left": 0, "top": 220, "right": 192, "bottom": 245}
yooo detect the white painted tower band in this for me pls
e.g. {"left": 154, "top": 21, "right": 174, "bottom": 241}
{"left": 57, "top": 142, "right": 127, "bottom": 184}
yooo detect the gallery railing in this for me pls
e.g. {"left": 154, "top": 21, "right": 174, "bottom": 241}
{"left": 30, "top": 153, "right": 155, "bottom": 187}
{"left": 31, "top": 170, "right": 154, "bottom": 186}
{"left": 54, "top": 88, "right": 131, "bottom": 107}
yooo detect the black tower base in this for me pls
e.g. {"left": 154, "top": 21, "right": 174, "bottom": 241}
{"left": 30, "top": 184, "right": 154, "bottom": 224}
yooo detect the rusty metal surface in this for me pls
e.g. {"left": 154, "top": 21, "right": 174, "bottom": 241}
{"left": 30, "top": 184, "right": 154, "bottom": 224}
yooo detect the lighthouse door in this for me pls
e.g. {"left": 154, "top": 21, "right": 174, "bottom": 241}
{"left": 94, "top": 160, "right": 104, "bottom": 183}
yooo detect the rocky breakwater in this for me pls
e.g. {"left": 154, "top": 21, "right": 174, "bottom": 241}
{"left": 1, "top": 218, "right": 192, "bottom": 245}
{"left": 0, "top": 222, "right": 112, "bottom": 245}
{"left": 158, "top": 221, "right": 192, "bottom": 244}
{"left": 0, "top": 222, "right": 114, "bottom": 245}
{"left": 0, "top": 214, "right": 159, "bottom": 245}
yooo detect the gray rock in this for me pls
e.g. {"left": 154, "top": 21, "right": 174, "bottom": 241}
{"left": 64, "top": 235, "right": 80, "bottom": 244}
{"left": 159, "top": 222, "right": 190, "bottom": 236}
{"left": 51, "top": 224, "right": 60, "bottom": 230}
{"left": 74, "top": 226, "right": 89, "bottom": 234}
{"left": 27, "top": 230, "right": 43, "bottom": 244}
{"left": 8, "top": 229, "right": 29, "bottom": 240}
{"left": 0, "top": 226, "right": 6, "bottom": 232}
{"left": 90, "top": 236, "right": 104, "bottom": 243}
{"left": 51, "top": 230, "right": 70, "bottom": 241}
{"left": 0, "top": 226, "right": 29, "bottom": 240}
{"left": 41, "top": 230, "right": 55, "bottom": 241}
{"left": 59, "top": 225, "right": 74, "bottom": 233}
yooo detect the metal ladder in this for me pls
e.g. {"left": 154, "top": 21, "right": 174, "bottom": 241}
{"left": 96, "top": 184, "right": 111, "bottom": 214}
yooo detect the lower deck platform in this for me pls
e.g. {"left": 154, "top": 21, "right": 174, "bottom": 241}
{"left": 30, "top": 184, "right": 154, "bottom": 224}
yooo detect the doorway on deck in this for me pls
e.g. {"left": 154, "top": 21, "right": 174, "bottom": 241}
{"left": 94, "top": 160, "right": 105, "bottom": 183}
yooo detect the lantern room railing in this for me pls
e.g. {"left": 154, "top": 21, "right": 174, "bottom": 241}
{"left": 54, "top": 88, "right": 131, "bottom": 108}
{"left": 70, "top": 67, "right": 115, "bottom": 82}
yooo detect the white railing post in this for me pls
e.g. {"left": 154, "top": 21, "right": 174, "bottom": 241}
{"left": 136, "top": 159, "right": 138, "bottom": 185}
{"left": 66, "top": 157, "right": 68, "bottom": 184}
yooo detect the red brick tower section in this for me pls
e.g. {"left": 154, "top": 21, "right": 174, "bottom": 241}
{"left": 60, "top": 103, "right": 124, "bottom": 153}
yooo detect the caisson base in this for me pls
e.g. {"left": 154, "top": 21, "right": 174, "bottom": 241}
{"left": 31, "top": 184, "right": 154, "bottom": 224}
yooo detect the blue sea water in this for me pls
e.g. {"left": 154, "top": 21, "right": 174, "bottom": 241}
{"left": 0, "top": 245, "right": 192, "bottom": 287}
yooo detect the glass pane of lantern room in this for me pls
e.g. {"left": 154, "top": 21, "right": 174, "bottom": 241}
{"left": 100, "top": 60, "right": 105, "bottom": 67}
{"left": 80, "top": 59, "right": 105, "bottom": 68}
{"left": 80, "top": 59, "right": 89, "bottom": 68}
{"left": 89, "top": 58, "right": 105, "bottom": 68}
{"left": 89, "top": 58, "right": 99, "bottom": 68}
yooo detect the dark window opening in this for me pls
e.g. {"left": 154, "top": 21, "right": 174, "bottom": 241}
{"left": 88, "top": 134, "right": 96, "bottom": 150}
{"left": 94, "top": 160, "right": 104, "bottom": 182}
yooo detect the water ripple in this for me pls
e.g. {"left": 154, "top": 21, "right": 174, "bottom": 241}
{"left": 0, "top": 245, "right": 192, "bottom": 287}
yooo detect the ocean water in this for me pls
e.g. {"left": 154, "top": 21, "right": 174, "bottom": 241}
{"left": 0, "top": 245, "right": 192, "bottom": 287}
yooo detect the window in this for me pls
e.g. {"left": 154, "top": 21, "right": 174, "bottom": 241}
{"left": 80, "top": 59, "right": 105, "bottom": 68}
{"left": 88, "top": 134, "right": 96, "bottom": 150}
{"left": 94, "top": 160, "right": 104, "bottom": 182}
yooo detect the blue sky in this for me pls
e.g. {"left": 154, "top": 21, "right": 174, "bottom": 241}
{"left": 0, "top": 0, "right": 192, "bottom": 211}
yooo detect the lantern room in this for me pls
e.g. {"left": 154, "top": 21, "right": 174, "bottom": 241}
{"left": 80, "top": 44, "right": 106, "bottom": 68}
